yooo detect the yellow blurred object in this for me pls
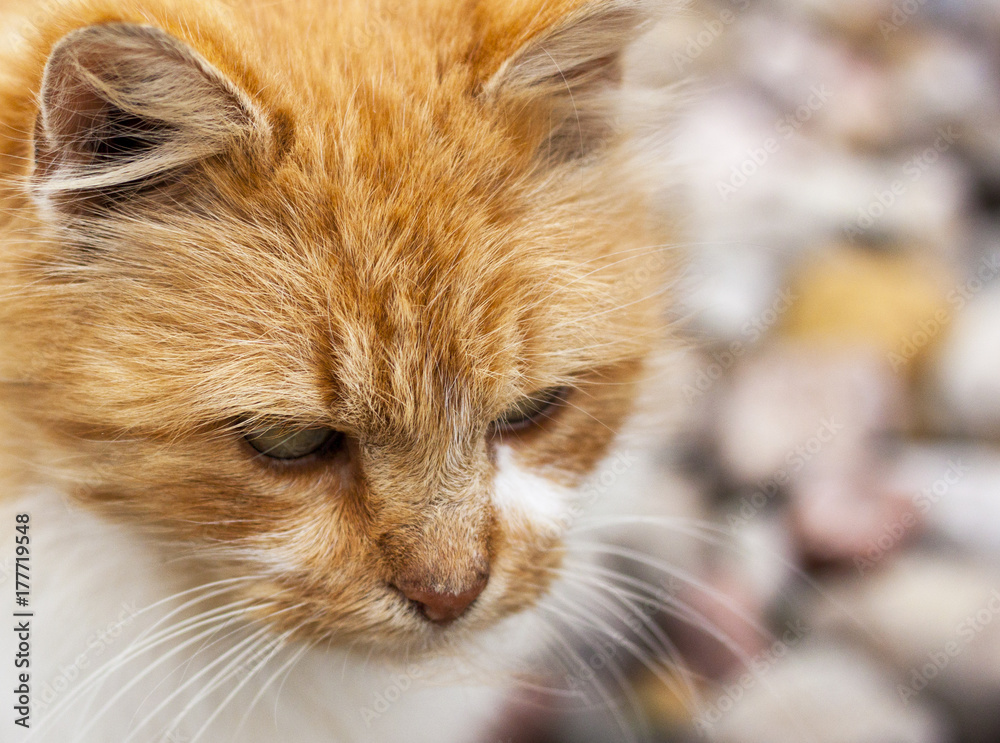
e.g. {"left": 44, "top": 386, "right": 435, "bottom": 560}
{"left": 781, "top": 245, "right": 954, "bottom": 373}
{"left": 635, "top": 668, "right": 698, "bottom": 729}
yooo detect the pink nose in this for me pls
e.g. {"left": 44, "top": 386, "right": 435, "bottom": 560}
{"left": 395, "top": 575, "right": 488, "bottom": 624}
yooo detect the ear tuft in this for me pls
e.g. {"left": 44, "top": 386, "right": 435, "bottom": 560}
{"left": 34, "top": 23, "right": 270, "bottom": 197}
{"left": 480, "top": 0, "right": 659, "bottom": 161}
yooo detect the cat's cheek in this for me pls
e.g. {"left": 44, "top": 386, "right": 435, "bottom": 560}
{"left": 492, "top": 443, "right": 573, "bottom": 540}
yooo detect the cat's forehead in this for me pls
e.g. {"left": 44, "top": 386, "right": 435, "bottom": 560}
{"left": 194, "top": 160, "right": 628, "bottom": 428}
{"left": 230, "top": 118, "right": 603, "bottom": 397}
{"left": 283, "top": 192, "right": 585, "bottom": 418}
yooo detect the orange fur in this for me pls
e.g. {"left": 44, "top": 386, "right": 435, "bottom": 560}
{"left": 0, "top": 0, "right": 670, "bottom": 656}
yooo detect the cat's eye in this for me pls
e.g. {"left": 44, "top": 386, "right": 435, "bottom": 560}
{"left": 244, "top": 424, "right": 339, "bottom": 460}
{"left": 492, "top": 386, "right": 570, "bottom": 434}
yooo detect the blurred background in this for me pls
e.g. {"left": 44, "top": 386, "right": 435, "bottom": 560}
{"left": 498, "top": 1, "right": 1000, "bottom": 741}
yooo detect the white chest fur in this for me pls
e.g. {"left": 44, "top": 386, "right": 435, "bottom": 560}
{"left": 0, "top": 489, "right": 507, "bottom": 743}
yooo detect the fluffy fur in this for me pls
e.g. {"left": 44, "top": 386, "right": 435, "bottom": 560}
{"left": 0, "top": 0, "right": 673, "bottom": 740}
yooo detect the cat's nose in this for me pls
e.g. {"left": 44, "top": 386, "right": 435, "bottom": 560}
{"left": 394, "top": 574, "right": 488, "bottom": 624}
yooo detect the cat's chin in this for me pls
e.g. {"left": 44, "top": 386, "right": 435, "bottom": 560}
{"left": 329, "top": 598, "right": 554, "bottom": 677}
{"left": 225, "top": 565, "right": 559, "bottom": 662}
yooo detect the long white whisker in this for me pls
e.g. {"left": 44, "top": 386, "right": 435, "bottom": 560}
{"left": 575, "top": 515, "right": 880, "bottom": 641}
{"left": 233, "top": 637, "right": 314, "bottom": 741}
{"left": 562, "top": 568, "right": 702, "bottom": 712}
{"left": 35, "top": 598, "right": 258, "bottom": 737}
{"left": 189, "top": 623, "right": 304, "bottom": 743}
{"left": 569, "top": 540, "right": 771, "bottom": 637}
{"left": 124, "top": 622, "right": 282, "bottom": 743}
{"left": 566, "top": 559, "right": 765, "bottom": 670}
{"left": 537, "top": 605, "right": 639, "bottom": 743}
{"left": 67, "top": 603, "right": 273, "bottom": 743}
{"left": 157, "top": 622, "right": 289, "bottom": 743}
{"left": 549, "top": 589, "right": 692, "bottom": 728}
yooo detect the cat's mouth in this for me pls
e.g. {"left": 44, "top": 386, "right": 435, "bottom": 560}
{"left": 236, "top": 542, "right": 563, "bottom": 655}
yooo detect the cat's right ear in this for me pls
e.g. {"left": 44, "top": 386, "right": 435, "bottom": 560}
{"left": 476, "top": 0, "right": 661, "bottom": 162}
{"left": 33, "top": 23, "right": 273, "bottom": 199}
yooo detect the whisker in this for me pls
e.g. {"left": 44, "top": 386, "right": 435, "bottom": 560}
{"left": 565, "top": 560, "right": 763, "bottom": 669}
{"left": 125, "top": 621, "right": 284, "bottom": 743}
{"left": 65, "top": 602, "right": 274, "bottom": 743}
{"left": 35, "top": 598, "right": 259, "bottom": 737}
{"left": 575, "top": 515, "right": 881, "bottom": 641}
{"left": 186, "top": 619, "right": 308, "bottom": 743}
{"left": 157, "top": 622, "right": 290, "bottom": 743}
{"left": 568, "top": 540, "right": 771, "bottom": 638}
{"left": 548, "top": 589, "right": 692, "bottom": 729}
{"left": 232, "top": 636, "right": 315, "bottom": 741}
{"left": 561, "top": 568, "right": 703, "bottom": 712}
{"left": 536, "top": 605, "right": 640, "bottom": 743}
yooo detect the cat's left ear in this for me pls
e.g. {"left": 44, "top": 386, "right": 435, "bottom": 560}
{"left": 478, "top": 0, "right": 659, "bottom": 160}
{"left": 33, "top": 23, "right": 272, "bottom": 197}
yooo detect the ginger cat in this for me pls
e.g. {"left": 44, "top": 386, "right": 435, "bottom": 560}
{"left": 0, "top": 0, "right": 672, "bottom": 740}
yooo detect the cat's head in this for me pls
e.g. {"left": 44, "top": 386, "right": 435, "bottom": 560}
{"left": 2, "top": 0, "right": 668, "bottom": 654}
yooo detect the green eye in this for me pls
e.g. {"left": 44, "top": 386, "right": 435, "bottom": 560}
{"left": 493, "top": 386, "right": 569, "bottom": 434}
{"left": 244, "top": 424, "right": 338, "bottom": 460}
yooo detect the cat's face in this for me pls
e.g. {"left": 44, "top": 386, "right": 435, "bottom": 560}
{"left": 1, "top": 0, "right": 665, "bottom": 654}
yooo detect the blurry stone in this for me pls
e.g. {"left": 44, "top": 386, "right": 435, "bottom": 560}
{"left": 636, "top": 666, "right": 701, "bottom": 734}
{"left": 781, "top": 244, "right": 954, "bottom": 370}
{"left": 668, "top": 91, "right": 797, "bottom": 343}
{"left": 888, "top": 33, "right": 998, "bottom": 140}
{"left": 967, "top": 116, "right": 1000, "bottom": 174}
{"left": 679, "top": 125, "right": 965, "bottom": 276}
{"left": 876, "top": 444, "right": 1000, "bottom": 556}
{"left": 736, "top": 10, "right": 899, "bottom": 148}
{"left": 790, "top": 466, "right": 924, "bottom": 565}
{"left": 659, "top": 564, "right": 771, "bottom": 682}
{"left": 723, "top": 513, "right": 798, "bottom": 611}
{"left": 735, "top": 13, "right": 850, "bottom": 111}
{"left": 927, "top": 286, "right": 1000, "bottom": 437}
{"left": 770, "top": 0, "right": 896, "bottom": 36}
{"left": 841, "top": 150, "right": 970, "bottom": 259}
{"left": 675, "top": 244, "right": 787, "bottom": 347}
{"left": 700, "top": 642, "right": 950, "bottom": 743}
{"left": 810, "top": 554, "right": 1000, "bottom": 733}
{"left": 921, "top": 0, "right": 1000, "bottom": 34}
{"left": 710, "top": 340, "right": 924, "bottom": 564}
{"left": 817, "top": 54, "right": 898, "bottom": 149}
{"left": 713, "top": 344, "right": 905, "bottom": 484}
{"left": 829, "top": 152, "right": 967, "bottom": 257}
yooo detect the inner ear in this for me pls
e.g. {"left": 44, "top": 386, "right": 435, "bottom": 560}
{"left": 479, "top": 0, "right": 657, "bottom": 162}
{"left": 33, "top": 23, "right": 271, "bottom": 198}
